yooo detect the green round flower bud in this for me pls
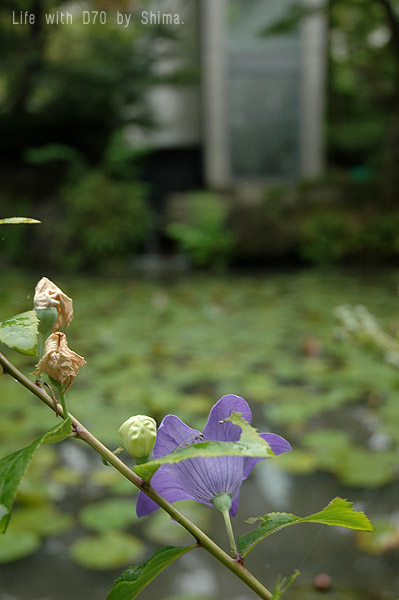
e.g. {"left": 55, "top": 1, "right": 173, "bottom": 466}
{"left": 118, "top": 415, "right": 157, "bottom": 461}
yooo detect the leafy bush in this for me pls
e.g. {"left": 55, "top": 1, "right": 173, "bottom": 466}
{"left": 298, "top": 211, "right": 351, "bottom": 264}
{"left": 298, "top": 209, "right": 399, "bottom": 265}
{"left": 166, "top": 192, "right": 234, "bottom": 269}
{"left": 60, "top": 171, "right": 152, "bottom": 271}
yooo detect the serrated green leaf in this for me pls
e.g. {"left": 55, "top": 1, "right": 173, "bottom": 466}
{"left": 0, "top": 217, "right": 41, "bottom": 224}
{"left": 106, "top": 545, "right": 196, "bottom": 600}
{"left": 0, "top": 310, "right": 39, "bottom": 356}
{"left": 134, "top": 413, "right": 274, "bottom": 480}
{"left": 225, "top": 412, "right": 273, "bottom": 449}
{"left": 238, "top": 497, "right": 374, "bottom": 557}
{"left": 0, "top": 418, "right": 72, "bottom": 532}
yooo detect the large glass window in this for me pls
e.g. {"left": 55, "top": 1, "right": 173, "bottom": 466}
{"left": 226, "top": 0, "right": 300, "bottom": 179}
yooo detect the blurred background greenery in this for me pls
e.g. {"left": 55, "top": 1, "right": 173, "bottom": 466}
{"left": 0, "top": 0, "right": 398, "bottom": 599}
{"left": 0, "top": 0, "right": 398, "bottom": 271}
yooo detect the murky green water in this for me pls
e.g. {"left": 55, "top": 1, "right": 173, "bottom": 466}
{"left": 0, "top": 268, "right": 398, "bottom": 599}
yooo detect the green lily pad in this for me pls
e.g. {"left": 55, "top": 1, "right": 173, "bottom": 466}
{"left": 380, "top": 396, "right": 399, "bottom": 442}
{"left": 0, "top": 530, "right": 41, "bottom": 563}
{"left": 79, "top": 498, "right": 138, "bottom": 532}
{"left": 51, "top": 466, "right": 84, "bottom": 486}
{"left": 88, "top": 469, "right": 136, "bottom": 496}
{"left": 356, "top": 517, "right": 399, "bottom": 554}
{"left": 144, "top": 501, "right": 210, "bottom": 545}
{"left": 70, "top": 531, "right": 145, "bottom": 570}
{"left": 336, "top": 449, "right": 398, "bottom": 488}
{"left": 10, "top": 504, "right": 74, "bottom": 537}
{"left": 277, "top": 450, "right": 318, "bottom": 474}
{"left": 301, "top": 429, "right": 352, "bottom": 471}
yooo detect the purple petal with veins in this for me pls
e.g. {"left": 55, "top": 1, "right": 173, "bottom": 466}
{"left": 136, "top": 394, "right": 291, "bottom": 517}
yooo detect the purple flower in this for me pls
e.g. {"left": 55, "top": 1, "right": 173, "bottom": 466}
{"left": 136, "top": 394, "right": 291, "bottom": 517}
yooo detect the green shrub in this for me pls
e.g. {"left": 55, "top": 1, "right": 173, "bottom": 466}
{"left": 298, "top": 211, "right": 351, "bottom": 264}
{"left": 60, "top": 171, "right": 152, "bottom": 271}
{"left": 298, "top": 209, "right": 399, "bottom": 265}
{"left": 166, "top": 192, "right": 234, "bottom": 269}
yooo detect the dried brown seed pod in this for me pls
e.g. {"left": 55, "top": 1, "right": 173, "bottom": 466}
{"left": 33, "top": 332, "right": 85, "bottom": 387}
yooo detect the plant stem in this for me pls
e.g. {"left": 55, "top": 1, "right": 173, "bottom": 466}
{"left": 221, "top": 508, "right": 239, "bottom": 556}
{"left": 0, "top": 351, "right": 273, "bottom": 600}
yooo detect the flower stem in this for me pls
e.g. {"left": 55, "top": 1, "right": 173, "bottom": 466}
{"left": 212, "top": 493, "right": 238, "bottom": 557}
{"left": 49, "top": 377, "right": 69, "bottom": 420}
{"left": 58, "top": 388, "right": 68, "bottom": 419}
{"left": 222, "top": 508, "right": 238, "bottom": 556}
{"left": 0, "top": 351, "right": 273, "bottom": 600}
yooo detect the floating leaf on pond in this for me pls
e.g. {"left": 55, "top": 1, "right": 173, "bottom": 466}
{"left": 10, "top": 504, "right": 74, "bottom": 537}
{"left": 0, "top": 530, "right": 41, "bottom": 563}
{"left": 356, "top": 516, "right": 399, "bottom": 554}
{"left": 301, "top": 429, "right": 352, "bottom": 471}
{"left": 51, "top": 466, "right": 85, "bottom": 487}
{"left": 79, "top": 498, "right": 138, "bottom": 532}
{"left": 336, "top": 449, "right": 398, "bottom": 488}
{"left": 88, "top": 469, "right": 136, "bottom": 496}
{"left": 70, "top": 531, "right": 145, "bottom": 570}
{"left": 276, "top": 450, "right": 318, "bottom": 474}
{"left": 144, "top": 501, "right": 210, "bottom": 545}
{"left": 380, "top": 396, "right": 399, "bottom": 442}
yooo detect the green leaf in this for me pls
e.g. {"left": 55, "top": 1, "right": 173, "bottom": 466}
{"left": 70, "top": 531, "right": 145, "bottom": 570}
{"left": 79, "top": 498, "right": 138, "bottom": 532}
{"left": 0, "top": 530, "right": 41, "bottom": 563}
{"left": 224, "top": 412, "right": 271, "bottom": 448}
{"left": 355, "top": 516, "right": 399, "bottom": 555}
{"left": 144, "top": 500, "right": 210, "bottom": 545}
{"left": 41, "top": 417, "right": 73, "bottom": 445}
{"left": 0, "top": 418, "right": 72, "bottom": 532}
{"left": 134, "top": 413, "right": 274, "bottom": 480}
{"left": 0, "top": 217, "right": 41, "bottom": 224}
{"left": 106, "top": 545, "right": 196, "bottom": 600}
{"left": 238, "top": 498, "right": 374, "bottom": 557}
{"left": 0, "top": 310, "right": 39, "bottom": 356}
{"left": 10, "top": 504, "right": 75, "bottom": 537}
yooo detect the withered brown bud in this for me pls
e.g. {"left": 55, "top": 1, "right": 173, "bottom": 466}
{"left": 34, "top": 277, "right": 73, "bottom": 331}
{"left": 33, "top": 332, "right": 85, "bottom": 387}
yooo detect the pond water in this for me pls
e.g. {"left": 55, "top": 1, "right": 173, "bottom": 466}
{"left": 0, "top": 268, "right": 398, "bottom": 599}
